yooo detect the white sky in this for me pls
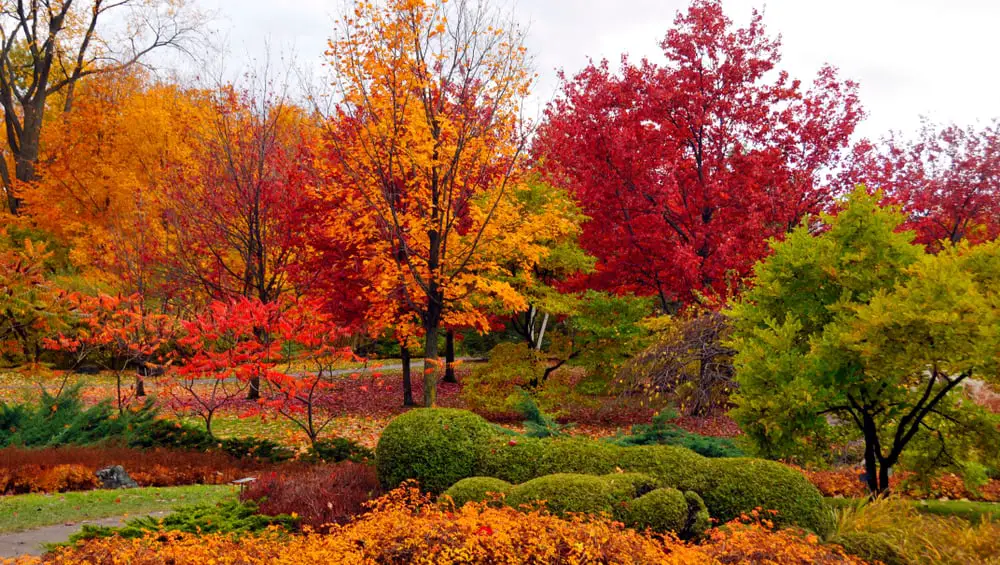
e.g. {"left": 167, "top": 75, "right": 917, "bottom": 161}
{"left": 196, "top": 0, "right": 1000, "bottom": 140}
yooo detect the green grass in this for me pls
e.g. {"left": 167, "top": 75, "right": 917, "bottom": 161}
{"left": 0, "top": 484, "right": 237, "bottom": 533}
{"left": 826, "top": 497, "right": 1000, "bottom": 524}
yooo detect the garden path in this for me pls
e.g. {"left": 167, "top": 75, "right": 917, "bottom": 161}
{"left": 0, "top": 511, "right": 168, "bottom": 558}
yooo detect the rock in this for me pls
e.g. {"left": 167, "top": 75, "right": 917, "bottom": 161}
{"left": 95, "top": 466, "right": 138, "bottom": 489}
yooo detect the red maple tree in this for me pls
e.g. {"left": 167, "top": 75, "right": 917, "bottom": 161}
{"left": 847, "top": 120, "right": 1000, "bottom": 246}
{"left": 535, "top": 0, "right": 863, "bottom": 310}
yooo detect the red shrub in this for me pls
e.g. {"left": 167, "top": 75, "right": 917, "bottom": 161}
{"left": 0, "top": 446, "right": 280, "bottom": 494}
{"left": 241, "top": 462, "right": 381, "bottom": 531}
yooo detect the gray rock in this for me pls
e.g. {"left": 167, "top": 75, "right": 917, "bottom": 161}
{"left": 95, "top": 465, "right": 138, "bottom": 489}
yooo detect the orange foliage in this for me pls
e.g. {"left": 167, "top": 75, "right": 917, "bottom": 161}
{"left": 797, "top": 465, "right": 1000, "bottom": 502}
{"left": 32, "top": 487, "right": 874, "bottom": 565}
{"left": 25, "top": 69, "right": 208, "bottom": 293}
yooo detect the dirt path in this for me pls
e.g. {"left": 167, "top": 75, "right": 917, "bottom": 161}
{"left": 0, "top": 511, "right": 168, "bottom": 558}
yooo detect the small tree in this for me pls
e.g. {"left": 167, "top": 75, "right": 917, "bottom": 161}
{"left": 266, "top": 299, "right": 357, "bottom": 447}
{"left": 45, "top": 293, "right": 174, "bottom": 412}
{"left": 729, "top": 188, "right": 1000, "bottom": 494}
{"left": 170, "top": 297, "right": 279, "bottom": 436}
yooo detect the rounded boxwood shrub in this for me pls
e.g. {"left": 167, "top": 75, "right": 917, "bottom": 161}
{"left": 614, "top": 445, "right": 713, "bottom": 493}
{"left": 700, "top": 458, "right": 834, "bottom": 536}
{"left": 836, "top": 532, "right": 907, "bottom": 565}
{"left": 601, "top": 472, "right": 660, "bottom": 501}
{"left": 621, "top": 487, "right": 688, "bottom": 535}
{"left": 375, "top": 408, "right": 497, "bottom": 494}
{"left": 506, "top": 473, "right": 615, "bottom": 516}
{"left": 441, "top": 477, "right": 512, "bottom": 508}
{"left": 683, "top": 491, "right": 711, "bottom": 539}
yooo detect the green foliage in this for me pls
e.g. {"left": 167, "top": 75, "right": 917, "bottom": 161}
{"left": 564, "top": 291, "right": 653, "bottom": 393}
{"left": 514, "top": 391, "right": 572, "bottom": 438}
{"left": 506, "top": 473, "right": 615, "bottom": 515}
{"left": 377, "top": 409, "right": 828, "bottom": 532}
{"left": 0, "top": 385, "right": 156, "bottom": 448}
{"left": 127, "top": 418, "right": 213, "bottom": 451}
{"left": 217, "top": 437, "right": 296, "bottom": 464}
{"left": 302, "top": 437, "right": 374, "bottom": 464}
{"left": 684, "top": 490, "right": 711, "bottom": 539}
{"left": 836, "top": 531, "right": 908, "bottom": 565}
{"left": 621, "top": 487, "right": 688, "bottom": 535}
{"left": 441, "top": 477, "right": 513, "bottom": 508}
{"left": 375, "top": 408, "right": 498, "bottom": 494}
{"left": 608, "top": 410, "right": 743, "bottom": 458}
{"left": 67, "top": 500, "right": 297, "bottom": 545}
{"left": 729, "top": 188, "right": 1000, "bottom": 489}
{"left": 600, "top": 472, "right": 660, "bottom": 500}
{"left": 700, "top": 458, "right": 834, "bottom": 536}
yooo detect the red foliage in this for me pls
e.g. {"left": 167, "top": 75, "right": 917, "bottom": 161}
{"left": 535, "top": 0, "right": 862, "bottom": 308}
{"left": 0, "top": 447, "right": 278, "bottom": 494}
{"left": 795, "top": 464, "right": 1000, "bottom": 502}
{"left": 241, "top": 462, "right": 382, "bottom": 531}
{"left": 849, "top": 120, "right": 1000, "bottom": 246}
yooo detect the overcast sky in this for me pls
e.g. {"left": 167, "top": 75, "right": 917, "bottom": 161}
{"left": 196, "top": 0, "right": 999, "bottom": 140}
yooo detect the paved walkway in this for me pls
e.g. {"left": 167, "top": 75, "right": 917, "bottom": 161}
{"left": 0, "top": 511, "right": 168, "bottom": 558}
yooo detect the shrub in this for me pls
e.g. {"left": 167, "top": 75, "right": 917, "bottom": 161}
{"left": 621, "top": 487, "right": 688, "bottom": 535}
{"left": 700, "top": 519, "right": 867, "bottom": 565}
{"left": 127, "top": 419, "right": 213, "bottom": 451}
{"left": 836, "top": 531, "right": 907, "bottom": 565}
{"left": 68, "top": 500, "right": 297, "bottom": 544}
{"left": 0, "top": 386, "right": 157, "bottom": 448}
{"left": 241, "top": 463, "right": 381, "bottom": 531}
{"left": 375, "top": 408, "right": 829, "bottom": 532}
{"left": 683, "top": 491, "right": 711, "bottom": 539}
{"left": 375, "top": 408, "right": 497, "bottom": 494}
{"left": 600, "top": 472, "right": 660, "bottom": 500}
{"left": 218, "top": 437, "right": 296, "bottom": 463}
{"left": 700, "top": 458, "right": 834, "bottom": 536}
{"left": 441, "top": 477, "right": 512, "bottom": 508}
{"left": 506, "top": 473, "right": 615, "bottom": 516}
{"left": 302, "top": 437, "right": 373, "bottom": 464}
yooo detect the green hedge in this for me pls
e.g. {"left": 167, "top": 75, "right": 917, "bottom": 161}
{"left": 622, "top": 488, "right": 689, "bottom": 535}
{"left": 443, "top": 477, "right": 512, "bottom": 508}
{"left": 376, "top": 408, "right": 831, "bottom": 535}
{"left": 507, "top": 474, "right": 616, "bottom": 515}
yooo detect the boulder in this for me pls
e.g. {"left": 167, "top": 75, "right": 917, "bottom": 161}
{"left": 96, "top": 465, "right": 138, "bottom": 489}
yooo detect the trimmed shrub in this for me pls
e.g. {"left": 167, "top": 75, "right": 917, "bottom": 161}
{"left": 376, "top": 408, "right": 829, "bottom": 533}
{"left": 836, "top": 532, "right": 907, "bottom": 565}
{"left": 621, "top": 487, "right": 688, "bottom": 535}
{"left": 375, "top": 408, "right": 497, "bottom": 494}
{"left": 683, "top": 491, "right": 711, "bottom": 539}
{"left": 608, "top": 412, "right": 743, "bottom": 458}
{"left": 506, "top": 473, "right": 615, "bottom": 516}
{"left": 601, "top": 472, "right": 659, "bottom": 500}
{"left": 442, "top": 477, "right": 512, "bottom": 508}
{"left": 700, "top": 458, "right": 834, "bottom": 536}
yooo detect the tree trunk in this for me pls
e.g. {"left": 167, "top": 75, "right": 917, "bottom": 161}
{"left": 247, "top": 376, "right": 261, "bottom": 400}
{"left": 862, "top": 413, "right": 883, "bottom": 495}
{"left": 443, "top": 330, "right": 457, "bottom": 384}
{"left": 401, "top": 347, "right": 414, "bottom": 407}
{"left": 135, "top": 375, "right": 146, "bottom": 397}
{"left": 423, "top": 324, "right": 440, "bottom": 407}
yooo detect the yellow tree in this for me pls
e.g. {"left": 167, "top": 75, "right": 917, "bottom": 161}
{"left": 319, "top": 0, "right": 543, "bottom": 406}
{"left": 0, "top": 0, "right": 204, "bottom": 215}
{"left": 23, "top": 69, "right": 209, "bottom": 298}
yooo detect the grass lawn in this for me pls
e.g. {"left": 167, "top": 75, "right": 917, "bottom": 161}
{"left": 0, "top": 485, "right": 237, "bottom": 533}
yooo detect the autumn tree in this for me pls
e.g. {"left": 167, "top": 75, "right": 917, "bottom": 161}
{"left": 0, "top": 0, "right": 203, "bottom": 215}
{"left": 729, "top": 188, "right": 1000, "bottom": 494}
{"left": 170, "top": 297, "right": 280, "bottom": 436}
{"left": 535, "top": 0, "right": 863, "bottom": 311}
{"left": 24, "top": 69, "right": 207, "bottom": 297}
{"left": 45, "top": 293, "right": 175, "bottom": 411}
{"left": 319, "top": 0, "right": 538, "bottom": 406}
{"left": 849, "top": 120, "right": 1000, "bottom": 247}
{"left": 0, "top": 230, "right": 68, "bottom": 364}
